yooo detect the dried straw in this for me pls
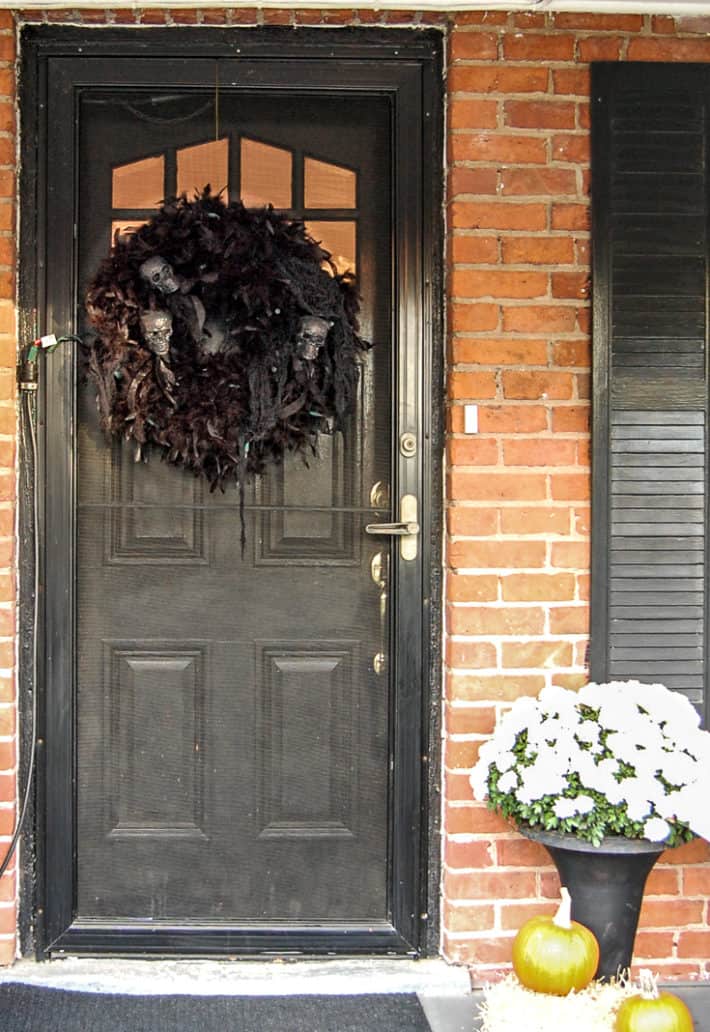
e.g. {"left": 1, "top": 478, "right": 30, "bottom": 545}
{"left": 478, "top": 974, "right": 636, "bottom": 1032}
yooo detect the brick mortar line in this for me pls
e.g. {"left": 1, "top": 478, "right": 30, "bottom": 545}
{"left": 445, "top": 474, "right": 590, "bottom": 478}
{"left": 452, "top": 269, "right": 588, "bottom": 275}
{"left": 450, "top": 229, "right": 590, "bottom": 234}
{"left": 446, "top": 594, "right": 589, "bottom": 599}
{"left": 453, "top": 29, "right": 648, "bottom": 37}
{"left": 449, "top": 464, "right": 586, "bottom": 472}
{"left": 449, "top": 425, "right": 594, "bottom": 429}
{"left": 450, "top": 365, "right": 590, "bottom": 371}
{"left": 452, "top": 299, "right": 586, "bottom": 305}
{"left": 445, "top": 650, "right": 588, "bottom": 656}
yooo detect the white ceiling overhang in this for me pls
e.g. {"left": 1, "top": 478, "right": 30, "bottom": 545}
{"left": 8, "top": 0, "right": 710, "bottom": 13}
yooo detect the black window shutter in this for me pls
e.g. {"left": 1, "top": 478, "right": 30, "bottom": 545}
{"left": 591, "top": 63, "right": 709, "bottom": 720}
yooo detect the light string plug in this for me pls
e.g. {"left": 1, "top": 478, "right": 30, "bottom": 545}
{"left": 20, "top": 333, "right": 83, "bottom": 393}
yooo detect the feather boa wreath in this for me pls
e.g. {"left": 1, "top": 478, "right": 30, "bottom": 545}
{"left": 85, "top": 188, "right": 368, "bottom": 524}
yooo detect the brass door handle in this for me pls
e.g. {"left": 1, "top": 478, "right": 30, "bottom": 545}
{"left": 364, "top": 494, "right": 418, "bottom": 561}
{"left": 365, "top": 521, "right": 419, "bottom": 536}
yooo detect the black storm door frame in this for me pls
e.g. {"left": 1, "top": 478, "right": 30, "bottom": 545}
{"left": 20, "top": 27, "right": 443, "bottom": 958}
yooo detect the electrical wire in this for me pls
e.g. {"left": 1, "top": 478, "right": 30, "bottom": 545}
{"left": 0, "top": 335, "right": 80, "bottom": 880}
{"left": 0, "top": 389, "right": 39, "bottom": 880}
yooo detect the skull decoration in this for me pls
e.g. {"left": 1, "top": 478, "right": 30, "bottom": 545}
{"left": 296, "top": 316, "right": 332, "bottom": 362}
{"left": 139, "top": 256, "right": 180, "bottom": 296}
{"left": 140, "top": 308, "right": 173, "bottom": 356}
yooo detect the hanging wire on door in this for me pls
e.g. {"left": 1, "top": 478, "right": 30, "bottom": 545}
{"left": 0, "top": 335, "right": 80, "bottom": 881}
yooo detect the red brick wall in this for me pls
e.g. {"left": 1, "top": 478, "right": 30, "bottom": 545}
{"left": 1, "top": 4, "right": 710, "bottom": 979}
{"left": 445, "top": 9, "right": 710, "bottom": 982}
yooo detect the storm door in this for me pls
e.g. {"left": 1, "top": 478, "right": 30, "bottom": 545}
{"left": 24, "top": 33, "right": 440, "bottom": 956}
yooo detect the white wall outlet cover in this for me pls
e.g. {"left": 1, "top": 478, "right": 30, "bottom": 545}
{"left": 464, "top": 404, "right": 478, "bottom": 435}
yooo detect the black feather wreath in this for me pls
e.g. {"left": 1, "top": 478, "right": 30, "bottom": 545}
{"left": 85, "top": 188, "right": 368, "bottom": 542}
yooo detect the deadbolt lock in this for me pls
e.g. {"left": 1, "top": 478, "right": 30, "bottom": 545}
{"left": 400, "top": 432, "right": 417, "bottom": 458}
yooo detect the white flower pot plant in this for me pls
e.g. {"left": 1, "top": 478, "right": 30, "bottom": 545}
{"left": 470, "top": 680, "right": 710, "bottom": 848}
{"left": 470, "top": 680, "right": 710, "bottom": 980}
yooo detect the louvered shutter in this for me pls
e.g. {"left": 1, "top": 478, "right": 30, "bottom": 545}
{"left": 591, "top": 64, "right": 709, "bottom": 719}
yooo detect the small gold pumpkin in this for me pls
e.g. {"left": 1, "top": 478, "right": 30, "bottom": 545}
{"left": 615, "top": 970, "right": 694, "bottom": 1032}
{"left": 512, "top": 886, "right": 599, "bottom": 996}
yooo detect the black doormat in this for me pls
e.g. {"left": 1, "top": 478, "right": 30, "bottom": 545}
{"left": 0, "top": 984, "right": 433, "bottom": 1032}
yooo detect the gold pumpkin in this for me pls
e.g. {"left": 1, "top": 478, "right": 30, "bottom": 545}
{"left": 615, "top": 970, "right": 694, "bottom": 1032}
{"left": 512, "top": 886, "right": 599, "bottom": 996}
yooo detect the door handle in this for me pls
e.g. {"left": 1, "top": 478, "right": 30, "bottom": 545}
{"left": 365, "top": 494, "right": 419, "bottom": 561}
{"left": 365, "top": 521, "right": 419, "bottom": 537}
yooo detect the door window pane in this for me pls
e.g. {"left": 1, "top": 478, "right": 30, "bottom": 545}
{"left": 305, "top": 221, "right": 357, "bottom": 276}
{"left": 112, "top": 155, "right": 164, "bottom": 209}
{"left": 305, "top": 158, "right": 356, "bottom": 209}
{"left": 241, "top": 138, "right": 292, "bottom": 209}
{"left": 177, "top": 138, "right": 229, "bottom": 201}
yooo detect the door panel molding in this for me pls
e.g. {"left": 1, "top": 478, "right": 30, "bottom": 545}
{"left": 20, "top": 26, "right": 443, "bottom": 958}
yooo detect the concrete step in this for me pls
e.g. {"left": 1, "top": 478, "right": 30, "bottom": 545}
{"left": 1, "top": 959, "right": 707, "bottom": 1032}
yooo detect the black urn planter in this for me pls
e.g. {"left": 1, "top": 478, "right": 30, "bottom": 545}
{"left": 521, "top": 827, "right": 666, "bottom": 981}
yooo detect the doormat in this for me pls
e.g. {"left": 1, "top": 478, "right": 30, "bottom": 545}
{"left": 0, "top": 984, "right": 433, "bottom": 1032}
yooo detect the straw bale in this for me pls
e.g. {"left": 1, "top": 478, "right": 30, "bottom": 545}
{"left": 478, "top": 974, "right": 635, "bottom": 1032}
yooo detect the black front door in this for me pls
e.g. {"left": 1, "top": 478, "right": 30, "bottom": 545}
{"left": 23, "top": 29, "right": 441, "bottom": 956}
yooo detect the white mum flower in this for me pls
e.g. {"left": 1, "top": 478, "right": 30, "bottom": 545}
{"left": 628, "top": 715, "right": 664, "bottom": 751}
{"left": 500, "top": 697, "right": 542, "bottom": 736}
{"left": 539, "top": 684, "right": 579, "bottom": 711}
{"left": 553, "top": 792, "right": 594, "bottom": 817}
{"left": 482, "top": 723, "right": 519, "bottom": 755}
{"left": 519, "top": 763, "right": 567, "bottom": 803}
{"left": 534, "top": 744, "right": 569, "bottom": 778}
{"left": 664, "top": 723, "right": 702, "bottom": 755}
{"left": 598, "top": 756, "right": 620, "bottom": 778}
{"left": 476, "top": 740, "right": 500, "bottom": 767}
{"left": 469, "top": 762, "right": 490, "bottom": 801}
{"left": 497, "top": 769, "right": 519, "bottom": 794}
{"left": 666, "top": 783, "right": 704, "bottom": 825}
{"left": 554, "top": 739, "right": 586, "bottom": 773}
{"left": 683, "top": 727, "right": 710, "bottom": 763}
{"left": 657, "top": 750, "right": 699, "bottom": 788}
{"left": 584, "top": 769, "right": 624, "bottom": 804}
{"left": 643, "top": 774, "right": 674, "bottom": 808}
{"left": 575, "top": 720, "right": 601, "bottom": 746}
{"left": 538, "top": 717, "right": 566, "bottom": 744}
{"left": 553, "top": 797, "right": 581, "bottom": 819}
{"left": 689, "top": 813, "right": 710, "bottom": 840}
{"left": 643, "top": 816, "right": 672, "bottom": 842}
{"left": 630, "top": 747, "right": 661, "bottom": 780}
{"left": 624, "top": 792, "right": 652, "bottom": 823}
{"left": 606, "top": 731, "right": 643, "bottom": 764}
{"left": 517, "top": 782, "right": 542, "bottom": 805}
{"left": 602, "top": 779, "right": 626, "bottom": 806}
{"left": 653, "top": 791, "right": 678, "bottom": 821}
{"left": 598, "top": 698, "right": 644, "bottom": 735}
{"left": 578, "top": 681, "right": 607, "bottom": 707}
{"left": 495, "top": 751, "right": 516, "bottom": 773}
{"left": 576, "top": 751, "right": 600, "bottom": 784}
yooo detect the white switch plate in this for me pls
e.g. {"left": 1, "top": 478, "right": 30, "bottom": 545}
{"left": 464, "top": 404, "right": 478, "bottom": 434}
